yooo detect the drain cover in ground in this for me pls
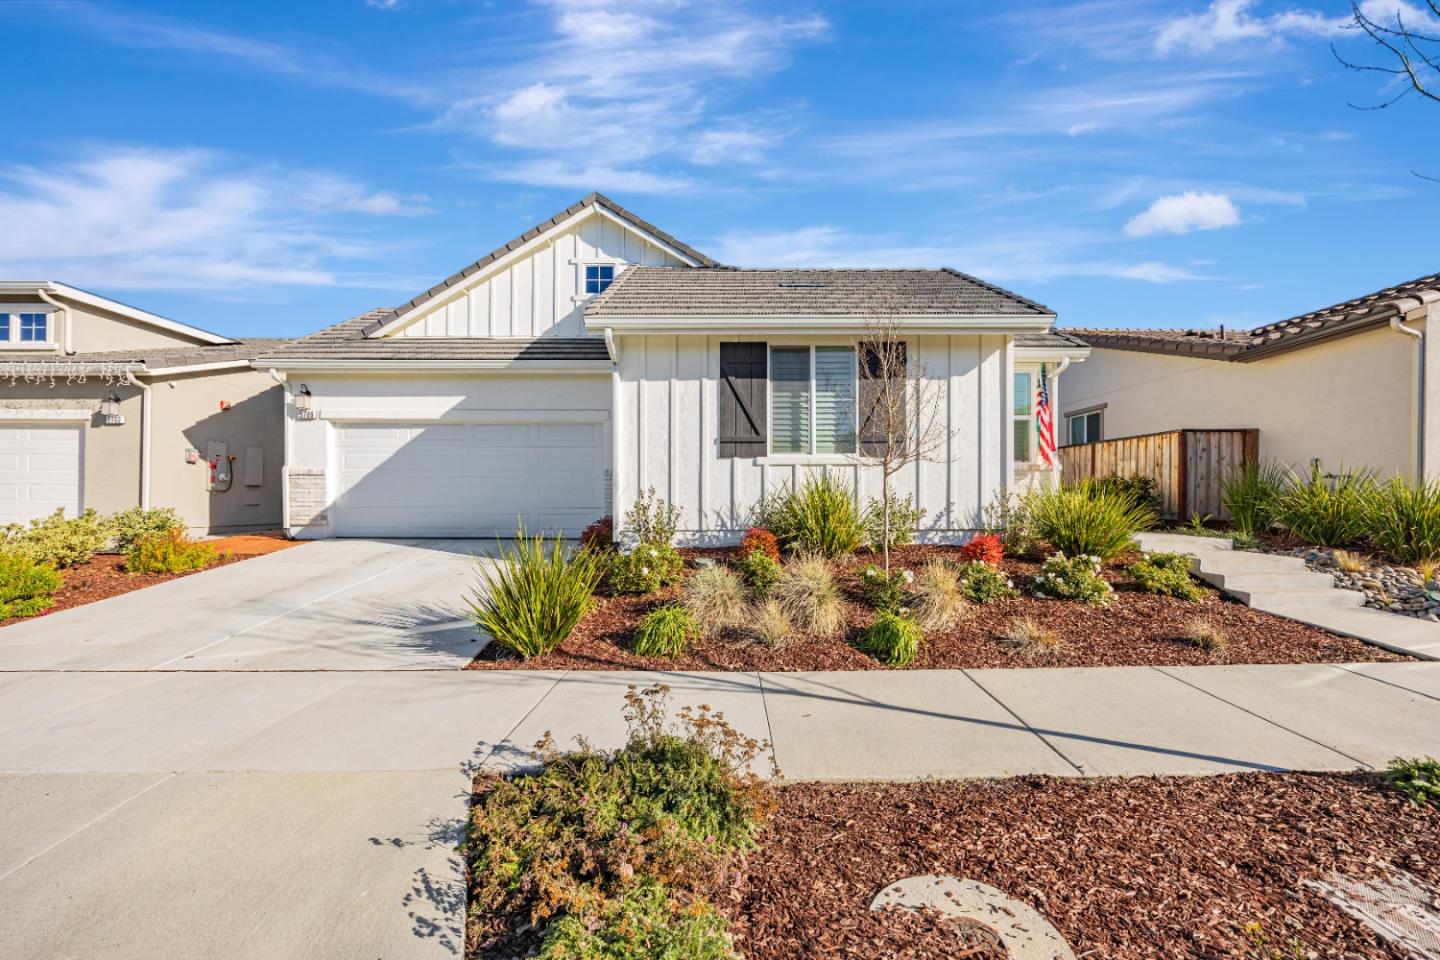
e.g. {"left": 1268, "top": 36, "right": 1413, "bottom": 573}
{"left": 871, "top": 875, "right": 1075, "bottom": 960}
{"left": 1306, "top": 864, "right": 1440, "bottom": 960}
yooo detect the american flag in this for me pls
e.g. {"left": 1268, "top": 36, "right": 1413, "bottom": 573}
{"left": 1035, "top": 364, "right": 1056, "bottom": 467}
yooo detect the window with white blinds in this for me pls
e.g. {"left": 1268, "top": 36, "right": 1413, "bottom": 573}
{"left": 769, "top": 345, "right": 857, "bottom": 455}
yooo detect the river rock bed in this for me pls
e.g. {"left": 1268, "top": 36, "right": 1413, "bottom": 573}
{"left": 1274, "top": 547, "right": 1440, "bottom": 620}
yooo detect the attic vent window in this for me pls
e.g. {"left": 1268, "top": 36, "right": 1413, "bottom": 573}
{"left": 585, "top": 264, "right": 614, "bottom": 294}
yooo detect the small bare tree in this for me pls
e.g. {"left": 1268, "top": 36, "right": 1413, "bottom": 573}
{"left": 1335, "top": 1, "right": 1440, "bottom": 109}
{"left": 852, "top": 301, "right": 954, "bottom": 574}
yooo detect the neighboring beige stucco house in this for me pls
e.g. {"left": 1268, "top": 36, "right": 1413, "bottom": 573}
{"left": 1061, "top": 273, "right": 1440, "bottom": 481}
{"left": 258, "top": 193, "right": 1088, "bottom": 543}
{"left": 0, "top": 282, "right": 285, "bottom": 533}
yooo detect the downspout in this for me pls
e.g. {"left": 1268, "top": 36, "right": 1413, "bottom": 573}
{"left": 1390, "top": 315, "right": 1424, "bottom": 480}
{"left": 123, "top": 369, "right": 152, "bottom": 509}
{"left": 603, "top": 327, "right": 617, "bottom": 363}
{"left": 35, "top": 288, "right": 73, "bottom": 355}
{"left": 269, "top": 368, "right": 291, "bottom": 532}
{"left": 603, "top": 330, "right": 619, "bottom": 522}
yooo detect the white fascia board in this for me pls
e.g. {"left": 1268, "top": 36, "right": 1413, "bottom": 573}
{"left": 249, "top": 358, "right": 614, "bottom": 374}
{"left": 590, "top": 205, "right": 702, "bottom": 266}
{"left": 1013, "top": 345, "right": 1091, "bottom": 362}
{"left": 143, "top": 360, "right": 255, "bottom": 377}
{"left": 584, "top": 314, "right": 1056, "bottom": 335}
{"left": 10, "top": 282, "right": 236, "bottom": 346}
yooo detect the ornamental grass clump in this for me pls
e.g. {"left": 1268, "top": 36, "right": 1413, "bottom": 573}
{"left": 756, "top": 474, "right": 866, "bottom": 558}
{"left": 467, "top": 685, "right": 771, "bottom": 957}
{"left": 1181, "top": 617, "right": 1230, "bottom": 660}
{"left": 1032, "top": 553, "right": 1113, "bottom": 605}
{"left": 912, "top": 560, "right": 966, "bottom": 631}
{"left": 0, "top": 552, "right": 63, "bottom": 619}
{"left": 681, "top": 565, "right": 746, "bottom": 637}
{"left": 1128, "top": 551, "right": 1207, "bottom": 601}
{"left": 124, "top": 530, "right": 220, "bottom": 575}
{"left": 1273, "top": 465, "right": 1375, "bottom": 547}
{"left": 1366, "top": 476, "right": 1440, "bottom": 564}
{"left": 469, "top": 531, "right": 604, "bottom": 659}
{"left": 745, "top": 599, "right": 795, "bottom": 648}
{"left": 1220, "top": 461, "right": 1290, "bottom": 538}
{"left": 999, "top": 615, "right": 1063, "bottom": 662}
{"left": 1025, "top": 481, "right": 1156, "bottom": 562}
{"left": 632, "top": 605, "right": 697, "bottom": 659}
{"left": 958, "top": 560, "right": 1018, "bottom": 603}
{"left": 771, "top": 552, "right": 845, "bottom": 637}
{"left": 860, "top": 611, "right": 923, "bottom": 667}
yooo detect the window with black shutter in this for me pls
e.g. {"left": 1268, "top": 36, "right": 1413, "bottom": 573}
{"left": 718, "top": 342, "right": 767, "bottom": 458}
{"left": 858, "top": 340, "right": 907, "bottom": 457}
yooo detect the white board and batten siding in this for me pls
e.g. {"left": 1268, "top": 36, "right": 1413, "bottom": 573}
{"left": 395, "top": 217, "right": 687, "bottom": 339}
{"left": 613, "top": 333, "right": 1012, "bottom": 545}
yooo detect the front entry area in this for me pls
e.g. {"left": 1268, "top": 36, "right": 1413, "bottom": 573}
{"left": 332, "top": 420, "right": 605, "bottom": 537}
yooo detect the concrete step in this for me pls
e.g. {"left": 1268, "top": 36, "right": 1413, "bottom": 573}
{"left": 1136, "top": 532, "right": 1232, "bottom": 554}
{"left": 1190, "top": 553, "right": 1312, "bottom": 575}
{"left": 1227, "top": 586, "right": 1367, "bottom": 609}
{"left": 1196, "top": 570, "right": 1337, "bottom": 593}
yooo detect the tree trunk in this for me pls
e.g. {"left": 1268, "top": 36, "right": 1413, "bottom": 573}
{"left": 881, "top": 466, "right": 891, "bottom": 575}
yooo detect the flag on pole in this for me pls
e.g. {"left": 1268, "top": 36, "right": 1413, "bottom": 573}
{"left": 1035, "top": 364, "right": 1056, "bottom": 468}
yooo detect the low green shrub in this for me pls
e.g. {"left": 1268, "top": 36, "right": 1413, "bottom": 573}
{"left": 771, "top": 553, "right": 845, "bottom": 637}
{"left": 1032, "top": 553, "right": 1113, "bottom": 605}
{"left": 1091, "top": 475, "right": 1163, "bottom": 516}
{"left": 608, "top": 544, "right": 685, "bottom": 595}
{"left": 1128, "top": 551, "right": 1207, "bottom": 601}
{"left": 124, "top": 530, "right": 219, "bottom": 575}
{"left": 682, "top": 565, "right": 747, "bottom": 636}
{"left": 1367, "top": 476, "right": 1440, "bottom": 563}
{"left": 912, "top": 560, "right": 966, "bottom": 631}
{"left": 1221, "top": 461, "right": 1290, "bottom": 537}
{"left": 625, "top": 488, "right": 681, "bottom": 546}
{"left": 538, "top": 880, "right": 738, "bottom": 960}
{"left": 859, "top": 611, "right": 923, "bottom": 666}
{"left": 1, "top": 508, "right": 113, "bottom": 568}
{"left": 755, "top": 474, "right": 866, "bottom": 557}
{"left": 1026, "top": 482, "right": 1156, "bottom": 562}
{"left": 467, "top": 685, "right": 770, "bottom": 945}
{"left": 109, "top": 506, "right": 184, "bottom": 553}
{"left": 982, "top": 493, "right": 1040, "bottom": 559}
{"left": 1381, "top": 756, "right": 1440, "bottom": 808}
{"left": 633, "top": 606, "right": 697, "bottom": 659}
{"left": 1274, "top": 465, "right": 1375, "bottom": 547}
{"left": 858, "top": 563, "right": 912, "bottom": 612}
{"left": 736, "top": 549, "right": 781, "bottom": 596}
{"left": 469, "top": 531, "right": 604, "bottom": 659}
{"left": 0, "top": 552, "right": 62, "bottom": 619}
{"left": 958, "top": 560, "right": 1017, "bottom": 603}
{"left": 862, "top": 493, "right": 926, "bottom": 551}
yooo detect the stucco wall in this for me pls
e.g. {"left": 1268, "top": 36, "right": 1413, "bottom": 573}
{"left": 1060, "top": 326, "right": 1415, "bottom": 478}
{"left": 613, "top": 332, "right": 1013, "bottom": 545}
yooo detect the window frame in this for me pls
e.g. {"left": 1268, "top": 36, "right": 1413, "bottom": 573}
{"left": 0, "top": 307, "right": 56, "bottom": 349}
{"left": 766, "top": 344, "right": 859, "bottom": 458}
{"left": 1066, "top": 409, "right": 1103, "bottom": 446}
{"left": 1013, "top": 368, "right": 1035, "bottom": 465}
{"left": 583, "top": 263, "right": 615, "bottom": 295}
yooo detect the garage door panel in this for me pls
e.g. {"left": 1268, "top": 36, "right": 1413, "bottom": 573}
{"left": 334, "top": 420, "right": 604, "bottom": 537}
{"left": 0, "top": 424, "right": 83, "bottom": 524}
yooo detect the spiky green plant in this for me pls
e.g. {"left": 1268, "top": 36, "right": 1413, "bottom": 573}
{"left": 1367, "top": 476, "right": 1440, "bottom": 563}
{"left": 468, "top": 530, "right": 604, "bottom": 659}
{"left": 754, "top": 474, "right": 866, "bottom": 557}
{"left": 1273, "top": 465, "right": 1376, "bottom": 547}
{"left": 1025, "top": 481, "right": 1157, "bottom": 562}
{"left": 1219, "top": 460, "right": 1291, "bottom": 537}
{"left": 632, "top": 605, "right": 698, "bottom": 659}
{"left": 860, "top": 611, "right": 923, "bottom": 667}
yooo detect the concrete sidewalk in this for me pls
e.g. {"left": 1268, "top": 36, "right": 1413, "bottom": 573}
{"left": 3, "top": 661, "right": 1438, "bottom": 959}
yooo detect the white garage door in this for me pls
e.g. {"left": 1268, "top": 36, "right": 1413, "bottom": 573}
{"left": 334, "top": 421, "right": 605, "bottom": 537}
{"left": 0, "top": 424, "right": 83, "bottom": 525}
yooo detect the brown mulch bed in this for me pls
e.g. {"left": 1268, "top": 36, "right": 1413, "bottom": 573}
{"left": 467, "top": 545, "right": 1407, "bottom": 672}
{"left": 0, "top": 530, "right": 296, "bottom": 627}
{"left": 724, "top": 773, "right": 1439, "bottom": 959}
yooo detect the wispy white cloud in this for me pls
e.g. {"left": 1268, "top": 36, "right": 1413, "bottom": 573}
{"left": 1154, "top": 0, "right": 1431, "bottom": 55}
{"left": 709, "top": 224, "right": 1205, "bottom": 284}
{"left": 1123, "top": 191, "right": 1242, "bottom": 236}
{"left": 0, "top": 146, "right": 426, "bottom": 290}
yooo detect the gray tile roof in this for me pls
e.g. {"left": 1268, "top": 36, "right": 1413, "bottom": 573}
{"left": 358, "top": 193, "right": 719, "bottom": 335}
{"left": 1013, "top": 329, "right": 1090, "bottom": 351}
{"left": 0, "top": 339, "right": 290, "bottom": 371}
{"left": 258, "top": 308, "right": 610, "bottom": 362}
{"left": 1072, "top": 271, "right": 1440, "bottom": 361}
{"left": 583, "top": 267, "right": 1053, "bottom": 318}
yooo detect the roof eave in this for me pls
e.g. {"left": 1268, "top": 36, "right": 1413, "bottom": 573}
{"left": 583, "top": 313, "right": 1055, "bottom": 333}
{"left": 249, "top": 358, "right": 614, "bottom": 373}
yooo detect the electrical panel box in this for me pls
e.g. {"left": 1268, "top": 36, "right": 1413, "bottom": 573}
{"left": 206, "top": 440, "right": 232, "bottom": 493}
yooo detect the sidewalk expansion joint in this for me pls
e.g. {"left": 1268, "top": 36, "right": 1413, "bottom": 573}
{"left": 961, "top": 670, "right": 1086, "bottom": 776}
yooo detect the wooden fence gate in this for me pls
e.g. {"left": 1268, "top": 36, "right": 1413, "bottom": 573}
{"left": 1058, "top": 429, "right": 1259, "bottom": 521}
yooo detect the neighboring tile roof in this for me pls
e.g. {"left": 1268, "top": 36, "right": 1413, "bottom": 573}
{"left": 583, "top": 267, "right": 1053, "bottom": 318}
{"left": 358, "top": 193, "right": 720, "bottom": 335}
{"left": 259, "top": 309, "right": 610, "bottom": 362}
{"left": 0, "top": 339, "right": 289, "bottom": 372}
{"left": 1071, "top": 271, "right": 1440, "bottom": 362}
{"left": 1014, "top": 329, "right": 1090, "bottom": 351}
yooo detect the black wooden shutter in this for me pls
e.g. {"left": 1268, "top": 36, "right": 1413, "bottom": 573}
{"left": 858, "top": 341, "right": 907, "bottom": 457}
{"left": 718, "top": 342, "right": 767, "bottom": 459}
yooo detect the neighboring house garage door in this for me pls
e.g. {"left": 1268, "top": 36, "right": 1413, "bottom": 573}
{"left": 0, "top": 424, "right": 83, "bottom": 525}
{"left": 333, "top": 421, "right": 605, "bottom": 537}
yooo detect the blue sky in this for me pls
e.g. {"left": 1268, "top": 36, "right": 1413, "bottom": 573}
{"left": 1, "top": 0, "right": 1437, "bottom": 339}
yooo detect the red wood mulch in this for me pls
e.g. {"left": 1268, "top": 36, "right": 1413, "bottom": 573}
{"left": 467, "top": 545, "right": 1406, "bottom": 672}
{"left": 0, "top": 531, "right": 297, "bottom": 628}
{"left": 723, "top": 773, "right": 1438, "bottom": 960}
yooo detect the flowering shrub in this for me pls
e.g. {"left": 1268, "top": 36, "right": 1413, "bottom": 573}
{"left": 1032, "top": 553, "right": 1113, "bottom": 605}
{"left": 607, "top": 543, "right": 685, "bottom": 595}
{"left": 959, "top": 533, "right": 1004, "bottom": 566}
{"left": 739, "top": 527, "right": 780, "bottom": 563}
{"left": 580, "top": 515, "right": 614, "bottom": 551}
{"left": 957, "top": 561, "right": 1017, "bottom": 603}
{"left": 1128, "top": 551, "right": 1206, "bottom": 601}
{"left": 859, "top": 564, "right": 913, "bottom": 613}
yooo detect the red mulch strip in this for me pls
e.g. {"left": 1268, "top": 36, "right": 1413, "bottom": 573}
{"left": 724, "top": 773, "right": 1438, "bottom": 960}
{"left": 0, "top": 532, "right": 294, "bottom": 628}
{"left": 467, "top": 545, "right": 1406, "bottom": 672}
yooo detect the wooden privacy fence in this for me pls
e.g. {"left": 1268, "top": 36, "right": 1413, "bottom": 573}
{"left": 1058, "top": 429, "right": 1259, "bottom": 521}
